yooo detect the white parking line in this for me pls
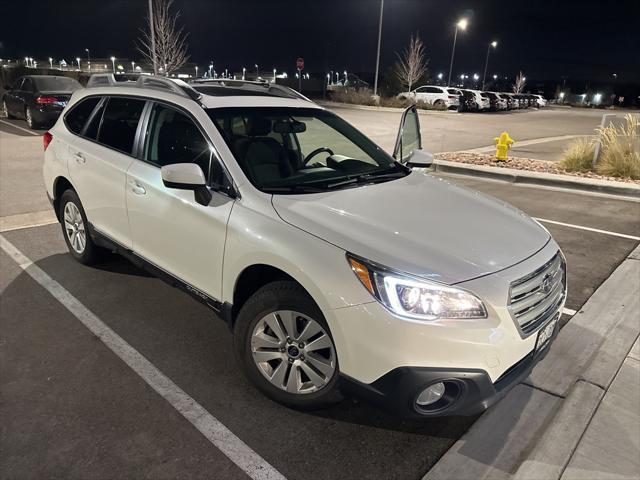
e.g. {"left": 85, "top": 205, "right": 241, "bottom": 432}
{"left": 534, "top": 218, "right": 640, "bottom": 241}
{"left": 0, "top": 210, "right": 58, "bottom": 233}
{"left": 0, "top": 235, "right": 286, "bottom": 480}
{"left": 0, "top": 118, "right": 41, "bottom": 136}
{"left": 563, "top": 307, "right": 577, "bottom": 316}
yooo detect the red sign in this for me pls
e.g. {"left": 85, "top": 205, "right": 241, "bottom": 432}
{"left": 296, "top": 57, "right": 304, "bottom": 70}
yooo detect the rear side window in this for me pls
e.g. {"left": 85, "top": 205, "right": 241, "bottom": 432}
{"left": 65, "top": 97, "right": 102, "bottom": 135}
{"left": 143, "top": 103, "right": 211, "bottom": 181}
{"left": 97, "top": 97, "right": 146, "bottom": 154}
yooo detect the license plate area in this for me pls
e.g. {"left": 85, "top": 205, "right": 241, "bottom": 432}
{"left": 535, "top": 315, "right": 558, "bottom": 353}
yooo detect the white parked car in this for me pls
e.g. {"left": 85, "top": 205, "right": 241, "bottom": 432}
{"left": 463, "top": 89, "right": 491, "bottom": 111}
{"left": 43, "top": 74, "right": 566, "bottom": 417}
{"left": 398, "top": 85, "right": 460, "bottom": 110}
{"left": 533, "top": 94, "right": 547, "bottom": 108}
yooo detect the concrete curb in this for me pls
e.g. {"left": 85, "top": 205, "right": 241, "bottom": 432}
{"left": 423, "top": 245, "right": 640, "bottom": 480}
{"left": 430, "top": 159, "right": 640, "bottom": 198}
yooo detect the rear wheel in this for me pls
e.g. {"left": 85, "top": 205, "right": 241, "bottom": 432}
{"left": 434, "top": 99, "right": 446, "bottom": 109}
{"left": 59, "top": 189, "right": 102, "bottom": 265}
{"left": 234, "top": 281, "right": 342, "bottom": 410}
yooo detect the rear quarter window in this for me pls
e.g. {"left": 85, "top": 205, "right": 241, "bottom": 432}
{"left": 64, "top": 97, "right": 102, "bottom": 135}
{"left": 97, "top": 97, "right": 146, "bottom": 154}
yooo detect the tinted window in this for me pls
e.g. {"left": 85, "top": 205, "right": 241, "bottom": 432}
{"left": 97, "top": 97, "right": 146, "bottom": 154}
{"left": 22, "top": 78, "right": 34, "bottom": 92}
{"left": 33, "top": 76, "right": 82, "bottom": 92}
{"left": 84, "top": 100, "right": 106, "bottom": 140}
{"left": 424, "top": 87, "right": 441, "bottom": 93}
{"left": 65, "top": 97, "right": 102, "bottom": 135}
{"left": 13, "top": 78, "right": 25, "bottom": 90}
{"left": 144, "top": 103, "right": 211, "bottom": 181}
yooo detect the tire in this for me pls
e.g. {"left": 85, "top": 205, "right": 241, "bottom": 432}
{"left": 234, "top": 280, "right": 342, "bottom": 410}
{"left": 2, "top": 100, "right": 14, "bottom": 119}
{"left": 25, "top": 106, "right": 37, "bottom": 129}
{"left": 434, "top": 99, "right": 446, "bottom": 109}
{"left": 59, "top": 189, "right": 102, "bottom": 265}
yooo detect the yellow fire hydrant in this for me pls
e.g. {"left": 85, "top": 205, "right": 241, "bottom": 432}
{"left": 494, "top": 132, "right": 514, "bottom": 161}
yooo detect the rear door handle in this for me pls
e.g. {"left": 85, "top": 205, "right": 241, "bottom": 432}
{"left": 129, "top": 180, "right": 146, "bottom": 195}
{"left": 73, "top": 152, "right": 86, "bottom": 164}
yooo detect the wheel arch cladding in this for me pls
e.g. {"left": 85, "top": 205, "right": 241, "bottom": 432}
{"left": 53, "top": 176, "right": 75, "bottom": 221}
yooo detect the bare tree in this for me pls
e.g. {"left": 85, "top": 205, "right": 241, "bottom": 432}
{"left": 395, "top": 34, "right": 429, "bottom": 92}
{"left": 513, "top": 71, "right": 526, "bottom": 94}
{"left": 137, "top": 0, "right": 189, "bottom": 75}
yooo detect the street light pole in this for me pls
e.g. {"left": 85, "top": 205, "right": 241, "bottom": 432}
{"left": 85, "top": 48, "right": 91, "bottom": 71}
{"left": 148, "top": 0, "right": 158, "bottom": 74}
{"left": 373, "top": 0, "right": 384, "bottom": 97}
{"left": 110, "top": 57, "right": 116, "bottom": 73}
{"left": 447, "top": 19, "right": 467, "bottom": 87}
{"left": 255, "top": 64, "right": 259, "bottom": 79}
{"left": 482, "top": 41, "right": 497, "bottom": 91}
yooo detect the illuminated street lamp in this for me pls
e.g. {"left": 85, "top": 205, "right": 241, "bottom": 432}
{"left": 110, "top": 57, "right": 116, "bottom": 73}
{"left": 255, "top": 64, "right": 259, "bottom": 79}
{"left": 85, "top": 48, "right": 91, "bottom": 71}
{"left": 49, "top": 57, "right": 53, "bottom": 69}
{"left": 208, "top": 63, "right": 213, "bottom": 77}
{"left": 242, "top": 67, "right": 246, "bottom": 80}
{"left": 447, "top": 18, "right": 468, "bottom": 86}
{"left": 195, "top": 65, "right": 199, "bottom": 77}
{"left": 131, "top": 61, "right": 135, "bottom": 72}
{"left": 76, "top": 57, "right": 81, "bottom": 70}
{"left": 273, "top": 68, "right": 276, "bottom": 83}
{"left": 482, "top": 41, "right": 498, "bottom": 91}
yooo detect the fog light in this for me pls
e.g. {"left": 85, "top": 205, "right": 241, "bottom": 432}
{"left": 416, "top": 382, "right": 446, "bottom": 406}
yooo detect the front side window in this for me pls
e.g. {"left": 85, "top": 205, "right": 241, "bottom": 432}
{"left": 65, "top": 96, "right": 102, "bottom": 135}
{"left": 97, "top": 97, "right": 146, "bottom": 154}
{"left": 208, "top": 107, "right": 405, "bottom": 193}
{"left": 143, "top": 103, "right": 212, "bottom": 182}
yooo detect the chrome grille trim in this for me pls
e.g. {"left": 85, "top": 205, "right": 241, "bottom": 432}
{"left": 508, "top": 252, "right": 566, "bottom": 337}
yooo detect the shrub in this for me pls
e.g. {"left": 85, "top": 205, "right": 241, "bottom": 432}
{"left": 596, "top": 114, "right": 640, "bottom": 180}
{"left": 330, "top": 88, "right": 377, "bottom": 106}
{"left": 560, "top": 138, "right": 595, "bottom": 172}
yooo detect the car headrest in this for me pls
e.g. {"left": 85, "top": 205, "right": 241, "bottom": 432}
{"left": 247, "top": 116, "right": 271, "bottom": 136}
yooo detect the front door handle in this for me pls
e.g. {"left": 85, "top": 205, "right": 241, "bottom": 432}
{"left": 129, "top": 181, "right": 146, "bottom": 195}
{"left": 73, "top": 152, "right": 86, "bottom": 164}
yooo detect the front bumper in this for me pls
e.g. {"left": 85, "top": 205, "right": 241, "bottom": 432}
{"left": 340, "top": 328, "right": 555, "bottom": 417}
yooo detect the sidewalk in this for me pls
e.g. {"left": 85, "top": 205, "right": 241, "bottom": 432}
{"left": 424, "top": 245, "right": 640, "bottom": 480}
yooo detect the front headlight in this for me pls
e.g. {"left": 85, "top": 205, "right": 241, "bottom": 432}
{"left": 348, "top": 255, "right": 487, "bottom": 321}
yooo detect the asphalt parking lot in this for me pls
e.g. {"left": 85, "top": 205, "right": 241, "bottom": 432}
{"left": 1, "top": 116, "right": 639, "bottom": 480}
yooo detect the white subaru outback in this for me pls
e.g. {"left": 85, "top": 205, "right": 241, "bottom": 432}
{"left": 43, "top": 75, "right": 566, "bottom": 417}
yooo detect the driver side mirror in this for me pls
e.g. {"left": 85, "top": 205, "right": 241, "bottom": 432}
{"left": 161, "top": 163, "right": 212, "bottom": 206}
{"left": 393, "top": 105, "right": 432, "bottom": 167}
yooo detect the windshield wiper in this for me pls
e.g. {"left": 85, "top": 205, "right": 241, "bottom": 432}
{"left": 261, "top": 185, "right": 325, "bottom": 194}
{"left": 325, "top": 170, "right": 407, "bottom": 189}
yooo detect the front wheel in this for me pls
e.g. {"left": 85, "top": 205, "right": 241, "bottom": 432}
{"left": 59, "top": 189, "right": 102, "bottom": 265}
{"left": 234, "top": 281, "right": 342, "bottom": 410}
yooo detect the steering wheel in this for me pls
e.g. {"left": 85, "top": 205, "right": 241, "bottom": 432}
{"left": 303, "top": 147, "right": 334, "bottom": 166}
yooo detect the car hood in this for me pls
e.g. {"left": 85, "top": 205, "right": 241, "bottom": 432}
{"left": 271, "top": 171, "right": 550, "bottom": 284}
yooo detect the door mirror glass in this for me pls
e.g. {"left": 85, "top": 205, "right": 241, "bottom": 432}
{"left": 393, "top": 105, "right": 422, "bottom": 164}
{"left": 161, "top": 163, "right": 212, "bottom": 206}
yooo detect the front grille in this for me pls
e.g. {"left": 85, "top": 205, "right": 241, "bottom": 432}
{"left": 508, "top": 252, "right": 566, "bottom": 336}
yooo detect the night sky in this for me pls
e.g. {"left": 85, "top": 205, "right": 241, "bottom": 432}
{"left": 1, "top": 0, "right": 639, "bottom": 83}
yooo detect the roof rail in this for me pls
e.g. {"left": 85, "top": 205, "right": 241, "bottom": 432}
{"left": 86, "top": 73, "right": 202, "bottom": 102}
{"left": 189, "top": 78, "right": 311, "bottom": 102}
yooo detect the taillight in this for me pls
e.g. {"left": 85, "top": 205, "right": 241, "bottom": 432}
{"left": 36, "top": 96, "right": 58, "bottom": 105}
{"left": 43, "top": 131, "right": 53, "bottom": 151}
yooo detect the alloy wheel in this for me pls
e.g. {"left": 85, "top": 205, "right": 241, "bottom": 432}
{"left": 64, "top": 202, "right": 86, "bottom": 254}
{"left": 251, "top": 310, "right": 336, "bottom": 394}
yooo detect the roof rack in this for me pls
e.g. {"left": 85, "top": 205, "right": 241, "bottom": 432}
{"left": 189, "top": 78, "right": 311, "bottom": 102}
{"left": 86, "top": 73, "right": 202, "bottom": 102}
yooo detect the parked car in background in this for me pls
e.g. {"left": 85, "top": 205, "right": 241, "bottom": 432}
{"left": 533, "top": 94, "right": 547, "bottom": 108}
{"left": 398, "top": 85, "right": 460, "bottom": 110}
{"left": 481, "top": 92, "right": 508, "bottom": 111}
{"left": 461, "top": 89, "right": 490, "bottom": 111}
{"left": 2, "top": 75, "right": 82, "bottom": 129}
{"left": 498, "top": 93, "right": 517, "bottom": 110}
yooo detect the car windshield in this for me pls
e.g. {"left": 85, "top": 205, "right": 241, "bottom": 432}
{"left": 33, "top": 76, "right": 81, "bottom": 92}
{"left": 207, "top": 107, "right": 407, "bottom": 193}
